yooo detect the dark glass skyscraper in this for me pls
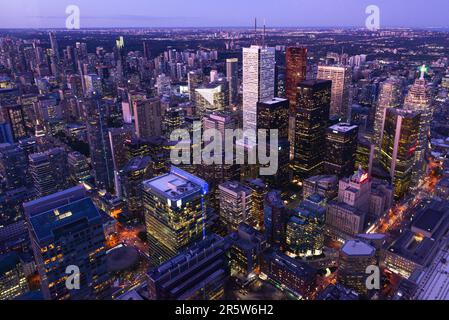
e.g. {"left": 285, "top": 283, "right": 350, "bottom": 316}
{"left": 85, "top": 95, "right": 114, "bottom": 191}
{"left": 325, "top": 123, "right": 359, "bottom": 178}
{"left": 292, "top": 80, "right": 331, "bottom": 180}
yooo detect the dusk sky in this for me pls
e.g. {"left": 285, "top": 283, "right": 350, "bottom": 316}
{"left": 0, "top": 0, "right": 447, "bottom": 29}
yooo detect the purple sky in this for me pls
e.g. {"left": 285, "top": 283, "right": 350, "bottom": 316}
{"left": 0, "top": 0, "right": 447, "bottom": 29}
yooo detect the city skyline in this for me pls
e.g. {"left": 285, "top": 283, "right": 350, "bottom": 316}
{"left": 1, "top": 0, "right": 449, "bottom": 29}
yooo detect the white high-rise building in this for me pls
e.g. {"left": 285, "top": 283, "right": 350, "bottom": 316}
{"left": 242, "top": 45, "right": 275, "bottom": 134}
{"left": 317, "top": 65, "right": 352, "bottom": 120}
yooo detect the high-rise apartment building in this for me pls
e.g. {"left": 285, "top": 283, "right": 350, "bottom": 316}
{"left": 226, "top": 58, "right": 239, "bottom": 106}
{"left": 133, "top": 97, "right": 162, "bottom": 139}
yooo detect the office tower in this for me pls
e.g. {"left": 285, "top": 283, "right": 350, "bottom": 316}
{"left": 195, "top": 80, "right": 228, "bottom": 116}
{"left": 120, "top": 156, "right": 153, "bottom": 219}
{"left": 242, "top": 45, "right": 275, "bottom": 133}
{"left": 24, "top": 186, "right": 110, "bottom": 300}
{"left": 228, "top": 223, "right": 265, "bottom": 279}
{"left": 286, "top": 47, "right": 307, "bottom": 158}
{"left": 326, "top": 168, "right": 370, "bottom": 241}
{"left": 85, "top": 96, "right": 114, "bottom": 191}
{"left": 373, "top": 77, "right": 402, "bottom": 147}
{"left": 256, "top": 98, "right": 290, "bottom": 187}
{"left": 0, "top": 143, "right": 28, "bottom": 191}
{"left": 0, "top": 252, "right": 29, "bottom": 300}
{"left": 242, "top": 178, "right": 268, "bottom": 232}
{"left": 133, "top": 97, "right": 162, "bottom": 139}
{"left": 286, "top": 198, "right": 326, "bottom": 257}
{"left": 0, "top": 104, "right": 27, "bottom": 142}
{"left": 108, "top": 126, "right": 134, "bottom": 172}
{"left": 404, "top": 68, "right": 432, "bottom": 183}
{"left": 338, "top": 240, "right": 376, "bottom": 296}
{"left": 264, "top": 190, "right": 287, "bottom": 248}
{"left": 83, "top": 74, "right": 102, "bottom": 96}
{"left": 29, "top": 148, "right": 68, "bottom": 198}
{"left": 187, "top": 70, "right": 203, "bottom": 105}
{"left": 67, "top": 151, "right": 90, "bottom": 184}
{"left": 143, "top": 167, "right": 208, "bottom": 265}
{"left": 147, "top": 234, "right": 230, "bottom": 300}
{"left": 226, "top": 58, "right": 239, "bottom": 106}
{"left": 218, "top": 181, "right": 254, "bottom": 232}
{"left": 261, "top": 248, "right": 318, "bottom": 299}
{"left": 162, "top": 106, "right": 185, "bottom": 139}
{"left": 325, "top": 123, "right": 359, "bottom": 178}
{"left": 317, "top": 65, "right": 352, "bottom": 120}
{"left": 302, "top": 175, "right": 339, "bottom": 200}
{"left": 379, "top": 108, "right": 420, "bottom": 199}
{"left": 292, "top": 80, "right": 331, "bottom": 180}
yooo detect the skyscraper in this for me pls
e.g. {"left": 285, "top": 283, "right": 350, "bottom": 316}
{"left": 29, "top": 148, "right": 68, "bottom": 198}
{"left": 120, "top": 156, "right": 153, "bottom": 219}
{"left": 286, "top": 47, "right": 307, "bottom": 158}
{"left": 187, "top": 70, "right": 203, "bottom": 104}
{"left": 379, "top": 108, "right": 420, "bottom": 199}
{"left": 143, "top": 167, "right": 208, "bottom": 265}
{"left": 133, "top": 97, "right": 162, "bottom": 139}
{"left": 242, "top": 45, "right": 275, "bottom": 134}
{"left": 257, "top": 98, "right": 290, "bottom": 187}
{"left": 24, "top": 186, "right": 110, "bottom": 300}
{"left": 226, "top": 58, "right": 239, "bottom": 106}
{"left": 85, "top": 96, "right": 114, "bottom": 191}
{"left": 404, "top": 68, "right": 432, "bottom": 183}
{"left": 374, "top": 77, "right": 402, "bottom": 148}
{"left": 325, "top": 123, "right": 359, "bottom": 178}
{"left": 292, "top": 80, "right": 331, "bottom": 180}
{"left": 317, "top": 65, "right": 352, "bottom": 120}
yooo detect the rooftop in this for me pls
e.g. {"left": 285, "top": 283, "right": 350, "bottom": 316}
{"left": 341, "top": 240, "right": 375, "bottom": 257}
{"left": 28, "top": 197, "right": 101, "bottom": 243}
{"left": 329, "top": 122, "right": 358, "bottom": 133}
{"left": 143, "top": 166, "right": 208, "bottom": 201}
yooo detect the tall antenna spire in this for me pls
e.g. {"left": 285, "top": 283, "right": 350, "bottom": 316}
{"left": 254, "top": 17, "right": 258, "bottom": 45}
{"left": 263, "top": 19, "right": 266, "bottom": 47}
